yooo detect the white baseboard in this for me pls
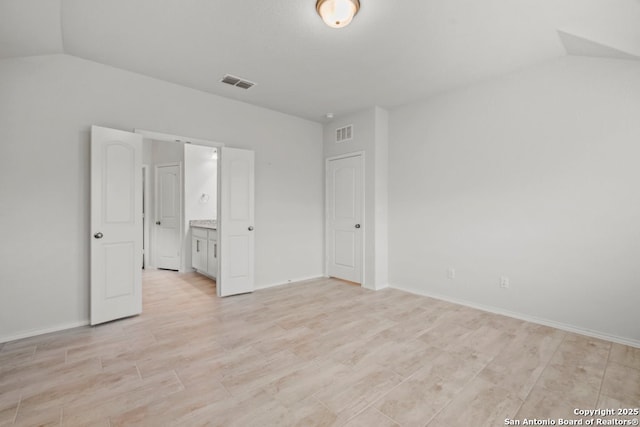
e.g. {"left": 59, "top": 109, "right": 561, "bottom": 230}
{"left": 255, "top": 275, "right": 326, "bottom": 290}
{"left": 389, "top": 283, "right": 640, "bottom": 349}
{"left": 1, "top": 320, "right": 90, "bottom": 344}
{"left": 374, "top": 283, "right": 390, "bottom": 291}
{"left": 363, "top": 282, "right": 390, "bottom": 291}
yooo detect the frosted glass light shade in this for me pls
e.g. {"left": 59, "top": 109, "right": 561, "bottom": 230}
{"left": 316, "top": 0, "right": 360, "bottom": 29}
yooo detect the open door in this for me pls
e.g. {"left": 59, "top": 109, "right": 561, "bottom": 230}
{"left": 218, "top": 147, "right": 255, "bottom": 297}
{"left": 90, "top": 126, "right": 143, "bottom": 325}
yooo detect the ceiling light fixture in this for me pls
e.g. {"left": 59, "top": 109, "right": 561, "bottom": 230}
{"left": 316, "top": 0, "right": 360, "bottom": 29}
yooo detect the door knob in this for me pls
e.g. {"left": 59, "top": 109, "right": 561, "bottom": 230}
{"left": 355, "top": 224, "right": 361, "bottom": 229}
{"left": 156, "top": 221, "right": 161, "bottom": 225}
{"left": 94, "top": 232, "right": 104, "bottom": 239}
{"left": 248, "top": 226, "right": 254, "bottom": 231}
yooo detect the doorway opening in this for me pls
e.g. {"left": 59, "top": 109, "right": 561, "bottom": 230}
{"left": 90, "top": 125, "right": 256, "bottom": 326}
{"left": 138, "top": 130, "right": 221, "bottom": 276}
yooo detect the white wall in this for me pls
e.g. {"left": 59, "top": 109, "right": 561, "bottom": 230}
{"left": 184, "top": 145, "right": 217, "bottom": 222}
{"left": 389, "top": 56, "right": 640, "bottom": 345}
{"left": 374, "top": 108, "right": 390, "bottom": 289}
{"left": 0, "top": 54, "right": 324, "bottom": 342}
{"left": 323, "top": 107, "right": 389, "bottom": 290}
{"left": 152, "top": 139, "right": 184, "bottom": 165}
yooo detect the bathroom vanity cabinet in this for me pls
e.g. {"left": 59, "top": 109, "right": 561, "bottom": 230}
{"left": 191, "top": 226, "right": 217, "bottom": 279}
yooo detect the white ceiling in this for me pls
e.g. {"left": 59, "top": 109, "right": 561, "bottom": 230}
{"left": 1, "top": 0, "right": 639, "bottom": 121}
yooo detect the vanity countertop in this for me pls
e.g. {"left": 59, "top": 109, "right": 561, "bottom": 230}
{"left": 190, "top": 220, "right": 217, "bottom": 230}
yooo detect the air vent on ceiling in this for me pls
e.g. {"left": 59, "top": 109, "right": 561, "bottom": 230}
{"left": 335, "top": 124, "right": 353, "bottom": 143}
{"left": 221, "top": 74, "right": 256, "bottom": 90}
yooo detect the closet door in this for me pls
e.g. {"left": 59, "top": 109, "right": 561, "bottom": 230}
{"left": 326, "top": 154, "right": 363, "bottom": 284}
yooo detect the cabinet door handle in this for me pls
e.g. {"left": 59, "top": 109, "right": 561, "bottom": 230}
{"left": 196, "top": 240, "right": 199, "bottom": 252}
{"left": 214, "top": 243, "right": 217, "bottom": 258}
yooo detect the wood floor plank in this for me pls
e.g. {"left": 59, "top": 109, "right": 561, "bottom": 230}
{"left": 61, "top": 370, "right": 184, "bottom": 426}
{"left": 0, "top": 270, "right": 637, "bottom": 426}
{"left": 13, "top": 406, "right": 62, "bottom": 427}
{"left": 0, "top": 392, "right": 20, "bottom": 427}
{"left": 426, "top": 377, "right": 523, "bottom": 427}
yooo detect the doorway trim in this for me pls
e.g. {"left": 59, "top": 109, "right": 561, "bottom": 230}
{"left": 142, "top": 164, "right": 151, "bottom": 269}
{"left": 134, "top": 129, "right": 223, "bottom": 147}
{"left": 135, "top": 129, "right": 224, "bottom": 273}
{"left": 325, "top": 151, "right": 365, "bottom": 287}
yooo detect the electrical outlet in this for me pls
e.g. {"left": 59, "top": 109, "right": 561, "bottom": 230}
{"left": 447, "top": 268, "right": 456, "bottom": 280}
{"left": 500, "top": 276, "right": 510, "bottom": 288}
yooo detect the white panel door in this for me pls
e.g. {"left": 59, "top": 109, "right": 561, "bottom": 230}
{"left": 154, "top": 164, "right": 181, "bottom": 270}
{"left": 327, "top": 154, "right": 363, "bottom": 284}
{"left": 91, "top": 126, "right": 143, "bottom": 325}
{"left": 218, "top": 147, "right": 255, "bottom": 297}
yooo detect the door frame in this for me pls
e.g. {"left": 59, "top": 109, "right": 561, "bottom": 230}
{"left": 142, "top": 164, "right": 151, "bottom": 269}
{"left": 325, "top": 151, "right": 365, "bottom": 286}
{"left": 135, "top": 129, "right": 224, "bottom": 275}
{"left": 153, "top": 162, "right": 183, "bottom": 270}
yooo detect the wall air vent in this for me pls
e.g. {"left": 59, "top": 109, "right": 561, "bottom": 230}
{"left": 335, "top": 124, "right": 353, "bottom": 143}
{"left": 221, "top": 74, "right": 256, "bottom": 90}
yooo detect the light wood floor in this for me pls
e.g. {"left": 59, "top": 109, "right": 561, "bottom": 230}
{"left": 1, "top": 270, "right": 639, "bottom": 426}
